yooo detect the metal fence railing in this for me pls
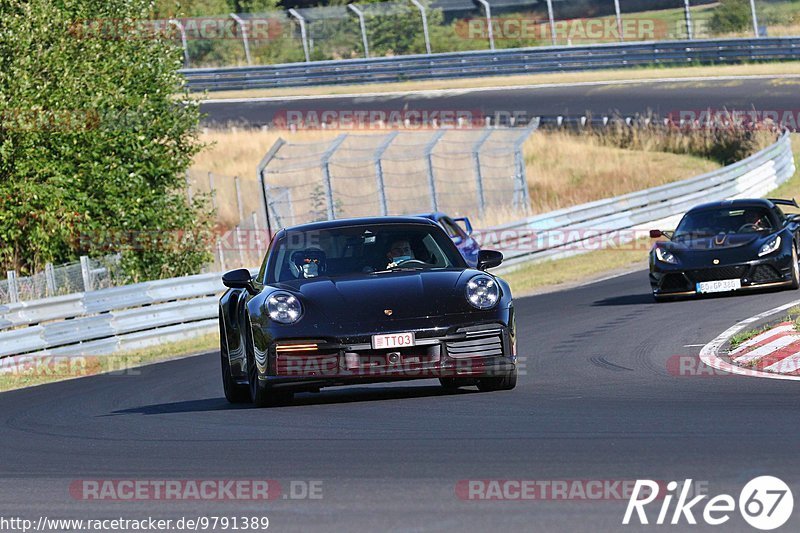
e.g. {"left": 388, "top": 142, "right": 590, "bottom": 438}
{"left": 157, "top": 0, "right": 797, "bottom": 68}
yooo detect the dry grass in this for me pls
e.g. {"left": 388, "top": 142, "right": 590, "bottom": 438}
{"left": 196, "top": 62, "right": 800, "bottom": 100}
{"left": 192, "top": 128, "right": 722, "bottom": 228}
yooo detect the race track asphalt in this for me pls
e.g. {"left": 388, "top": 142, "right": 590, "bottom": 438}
{"left": 199, "top": 77, "right": 800, "bottom": 127}
{"left": 2, "top": 269, "right": 800, "bottom": 532}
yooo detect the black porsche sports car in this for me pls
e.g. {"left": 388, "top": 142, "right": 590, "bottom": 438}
{"left": 219, "top": 216, "right": 517, "bottom": 406}
{"left": 649, "top": 198, "right": 800, "bottom": 301}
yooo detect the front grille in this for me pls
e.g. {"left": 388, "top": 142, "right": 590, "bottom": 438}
{"left": 446, "top": 334, "right": 503, "bottom": 359}
{"left": 660, "top": 273, "right": 690, "bottom": 292}
{"left": 685, "top": 266, "right": 747, "bottom": 283}
{"left": 275, "top": 353, "right": 339, "bottom": 377}
{"left": 751, "top": 264, "right": 783, "bottom": 283}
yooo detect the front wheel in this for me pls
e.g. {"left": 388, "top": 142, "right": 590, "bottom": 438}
{"left": 220, "top": 319, "right": 249, "bottom": 404}
{"left": 790, "top": 244, "right": 799, "bottom": 290}
{"left": 477, "top": 367, "right": 517, "bottom": 392}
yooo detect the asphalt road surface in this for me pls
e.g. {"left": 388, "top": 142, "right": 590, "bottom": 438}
{"left": 200, "top": 77, "right": 800, "bottom": 128}
{"left": 2, "top": 270, "right": 800, "bottom": 532}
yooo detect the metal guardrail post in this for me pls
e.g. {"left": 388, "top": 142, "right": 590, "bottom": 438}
{"left": 472, "top": 129, "right": 493, "bottom": 219}
{"left": 475, "top": 0, "right": 494, "bottom": 51}
{"left": 348, "top": 4, "right": 370, "bottom": 59}
{"left": 545, "top": 0, "right": 556, "bottom": 46}
{"left": 80, "top": 256, "right": 93, "bottom": 292}
{"left": 288, "top": 9, "right": 311, "bottom": 63}
{"left": 613, "top": 0, "right": 624, "bottom": 41}
{"left": 321, "top": 135, "right": 348, "bottom": 220}
{"left": 409, "top": 0, "right": 431, "bottom": 55}
{"left": 230, "top": 14, "right": 252, "bottom": 66}
{"left": 257, "top": 138, "right": 287, "bottom": 234}
{"left": 6, "top": 271, "right": 19, "bottom": 304}
{"left": 374, "top": 131, "right": 399, "bottom": 216}
{"left": 749, "top": 0, "right": 760, "bottom": 37}
{"left": 168, "top": 19, "right": 190, "bottom": 68}
{"left": 424, "top": 130, "right": 446, "bottom": 212}
{"left": 683, "top": 0, "right": 693, "bottom": 40}
{"left": 234, "top": 175, "right": 245, "bottom": 223}
{"left": 45, "top": 263, "right": 56, "bottom": 297}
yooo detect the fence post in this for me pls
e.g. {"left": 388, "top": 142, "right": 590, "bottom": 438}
{"left": 472, "top": 129, "right": 493, "bottom": 219}
{"left": 683, "top": 0, "right": 693, "bottom": 39}
{"left": 252, "top": 211, "right": 265, "bottom": 261}
{"left": 409, "top": 0, "right": 432, "bottom": 55}
{"left": 321, "top": 134, "right": 348, "bottom": 220}
{"left": 749, "top": 0, "right": 759, "bottom": 37}
{"left": 257, "top": 138, "right": 287, "bottom": 235}
{"left": 288, "top": 9, "right": 311, "bottom": 62}
{"left": 614, "top": 0, "right": 624, "bottom": 41}
{"left": 80, "top": 256, "right": 93, "bottom": 292}
{"left": 348, "top": 4, "right": 370, "bottom": 58}
{"left": 230, "top": 13, "right": 252, "bottom": 65}
{"left": 512, "top": 118, "right": 540, "bottom": 213}
{"left": 6, "top": 271, "right": 19, "bottom": 304}
{"left": 217, "top": 240, "right": 226, "bottom": 272}
{"left": 208, "top": 172, "right": 217, "bottom": 210}
{"left": 235, "top": 225, "right": 246, "bottom": 267}
{"left": 168, "top": 19, "right": 190, "bottom": 67}
{"left": 374, "top": 131, "right": 398, "bottom": 216}
{"left": 475, "top": 0, "right": 494, "bottom": 50}
{"left": 424, "top": 130, "right": 446, "bottom": 212}
{"left": 234, "top": 175, "right": 245, "bottom": 223}
{"left": 545, "top": 0, "right": 557, "bottom": 45}
{"left": 45, "top": 263, "right": 56, "bottom": 296}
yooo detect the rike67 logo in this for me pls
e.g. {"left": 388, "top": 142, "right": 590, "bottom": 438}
{"left": 623, "top": 476, "right": 793, "bottom": 530}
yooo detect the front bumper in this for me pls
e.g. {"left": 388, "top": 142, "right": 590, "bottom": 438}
{"left": 650, "top": 254, "right": 793, "bottom": 296}
{"left": 260, "top": 321, "right": 516, "bottom": 391}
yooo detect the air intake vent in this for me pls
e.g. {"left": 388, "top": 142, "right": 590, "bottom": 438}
{"left": 446, "top": 335, "right": 503, "bottom": 359}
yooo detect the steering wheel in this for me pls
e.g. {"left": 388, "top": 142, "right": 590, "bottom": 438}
{"left": 393, "top": 259, "right": 428, "bottom": 267}
{"left": 737, "top": 223, "right": 759, "bottom": 232}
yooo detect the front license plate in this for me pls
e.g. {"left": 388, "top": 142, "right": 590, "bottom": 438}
{"left": 372, "top": 332, "right": 415, "bottom": 349}
{"left": 696, "top": 278, "right": 742, "bottom": 293}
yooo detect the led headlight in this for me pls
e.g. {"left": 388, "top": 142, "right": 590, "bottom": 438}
{"left": 758, "top": 236, "right": 781, "bottom": 257}
{"left": 466, "top": 275, "right": 499, "bottom": 310}
{"left": 266, "top": 291, "right": 303, "bottom": 324}
{"left": 655, "top": 247, "right": 678, "bottom": 264}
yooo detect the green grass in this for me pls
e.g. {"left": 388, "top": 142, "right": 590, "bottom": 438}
{"left": 729, "top": 326, "right": 769, "bottom": 349}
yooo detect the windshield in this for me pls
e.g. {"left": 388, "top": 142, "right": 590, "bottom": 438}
{"left": 674, "top": 207, "right": 774, "bottom": 238}
{"left": 266, "top": 223, "right": 465, "bottom": 283}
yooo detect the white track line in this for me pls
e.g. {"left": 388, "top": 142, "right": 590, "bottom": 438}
{"left": 765, "top": 352, "right": 800, "bottom": 373}
{"left": 700, "top": 299, "right": 800, "bottom": 382}
{"left": 733, "top": 335, "right": 800, "bottom": 364}
{"left": 202, "top": 74, "right": 800, "bottom": 104}
{"left": 729, "top": 324, "right": 795, "bottom": 355}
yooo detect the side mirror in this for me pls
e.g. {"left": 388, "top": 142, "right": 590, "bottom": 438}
{"left": 649, "top": 229, "right": 663, "bottom": 238}
{"left": 453, "top": 217, "right": 473, "bottom": 235}
{"left": 477, "top": 250, "right": 503, "bottom": 271}
{"left": 222, "top": 268, "right": 257, "bottom": 295}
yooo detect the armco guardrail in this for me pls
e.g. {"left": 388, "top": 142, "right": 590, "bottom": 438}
{"left": 0, "top": 134, "right": 794, "bottom": 361}
{"left": 482, "top": 132, "right": 796, "bottom": 270}
{"left": 182, "top": 38, "right": 800, "bottom": 91}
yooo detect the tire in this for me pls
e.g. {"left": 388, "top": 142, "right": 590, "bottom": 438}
{"left": 790, "top": 244, "right": 799, "bottom": 290}
{"left": 220, "top": 319, "right": 249, "bottom": 404}
{"left": 244, "top": 324, "right": 293, "bottom": 408}
{"left": 477, "top": 367, "right": 518, "bottom": 392}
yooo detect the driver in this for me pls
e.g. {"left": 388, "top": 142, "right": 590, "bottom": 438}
{"left": 743, "top": 210, "right": 769, "bottom": 231}
{"left": 386, "top": 239, "right": 415, "bottom": 268}
{"left": 290, "top": 248, "right": 326, "bottom": 279}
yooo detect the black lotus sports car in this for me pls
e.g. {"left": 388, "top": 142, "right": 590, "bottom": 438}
{"left": 649, "top": 198, "right": 800, "bottom": 301}
{"left": 219, "top": 216, "right": 517, "bottom": 406}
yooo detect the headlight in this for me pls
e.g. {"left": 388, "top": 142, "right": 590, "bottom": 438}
{"left": 266, "top": 292, "right": 302, "bottom": 324}
{"left": 758, "top": 236, "right": 781, "bottom": 257}
{"left": 466, "top": 275, "right": 499, "bottom": 310}
{"left": 655, "top": 247, "right": 678, "bottom": 264}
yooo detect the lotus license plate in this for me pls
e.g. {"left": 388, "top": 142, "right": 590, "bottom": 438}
{"left": 372, "top": 332, "right": 415, "bottom": 349}
{"left": 696, "top": 278, "right": 741, "bottom": 293}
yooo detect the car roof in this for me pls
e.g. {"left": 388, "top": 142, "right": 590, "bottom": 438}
{"left": 686, "top": 198, "right": 777, "bottom": 213}
{"left": 278, "top": 216, "right": 439, "bottom": 234}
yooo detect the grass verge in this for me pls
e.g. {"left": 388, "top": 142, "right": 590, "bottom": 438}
{"left": 198, "top": 62, "right": 800, "bottom": 100}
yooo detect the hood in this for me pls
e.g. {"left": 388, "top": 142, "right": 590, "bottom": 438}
{"left": 272, "top": 269, "right": 479, "bottom": 323}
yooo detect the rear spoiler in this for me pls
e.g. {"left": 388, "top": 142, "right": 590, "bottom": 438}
{"left": 768, "top": 198, "right": 800, "bottom": 208}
